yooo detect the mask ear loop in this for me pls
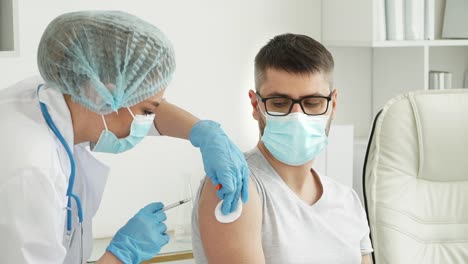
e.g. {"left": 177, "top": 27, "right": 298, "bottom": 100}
{"left": 127, "top": 107, "right": 136, "bottom": 118}
{"left": 256, "top": 95, "right": 268, "bottom": 118}
{"left": 258, "top": 105, "right": 267, "bottom": 117}
{"left": 101, "top": 115, "right": 109, "bottom": 131}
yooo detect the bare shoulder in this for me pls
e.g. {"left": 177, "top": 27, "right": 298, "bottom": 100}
{"left": 198, "top": 177, "right": 265, "bottom": 264}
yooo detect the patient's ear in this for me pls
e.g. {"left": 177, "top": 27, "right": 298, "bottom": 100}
{"left": 330, "top": 89, "right": 338, "bottom": 120}
{"left": 249, "top": 89, "right": 260, "bottom": 121}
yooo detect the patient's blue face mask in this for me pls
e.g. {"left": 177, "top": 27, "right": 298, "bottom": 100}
{"left": 92, "top": 108, "right": 155, "bottom": 154}
{"left": 259, "top": 106, "right": 329, "bottom": 166}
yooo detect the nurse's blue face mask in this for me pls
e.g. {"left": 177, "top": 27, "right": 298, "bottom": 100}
{"left": 91, "top": 108, "right": 155, "bottom": 154}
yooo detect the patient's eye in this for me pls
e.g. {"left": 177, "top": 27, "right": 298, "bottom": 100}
{"left": 269, "top": 98, "right": 291, "bottom": 108}
{"left": 303, "top": 98, "right": 325, "bottom": 108}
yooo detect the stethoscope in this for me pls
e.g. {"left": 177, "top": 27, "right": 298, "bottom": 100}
{"left": 37, "top": 84, "right": 84, "bottom": 262}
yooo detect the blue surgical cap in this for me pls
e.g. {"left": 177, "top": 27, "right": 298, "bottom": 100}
{"left": 37, "top": 11, "right": 175, "bottom": 114}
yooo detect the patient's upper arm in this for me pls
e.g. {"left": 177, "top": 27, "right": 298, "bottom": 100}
{"left": 198, "top": 177, "right": 264, "bottom": 264}
{"left": 361, "top": 254, "right": 373, "bottom": 264}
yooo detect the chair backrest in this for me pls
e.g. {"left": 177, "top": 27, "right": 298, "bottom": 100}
{"left": 363, "top": 89, "right": 468, "bottom": 263}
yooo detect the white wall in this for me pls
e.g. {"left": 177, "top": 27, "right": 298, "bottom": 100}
{"left": 328, "top": 47, "right": 373, "bottom": 138}
{"left": 0, "top": 0, "right": 322, "bottom": 237}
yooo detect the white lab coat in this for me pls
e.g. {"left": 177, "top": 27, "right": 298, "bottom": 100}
{"left": 0, "top": 77, "right": 109, "bottom": 264}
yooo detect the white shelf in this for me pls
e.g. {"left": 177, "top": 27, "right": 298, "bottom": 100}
{"left": 323, "top": 0, "right": 468, "bottom": 130}
{"left": 373, "top": 39, "right": 468, "bottom": 48}
{"left": 326, "top": 40, "right": 468, "bottom": 48}
{"left": 322, "top": 0, "right": 468, "bottom": 48}
{"left": 0, "top": 50, "right": 18, "bottom": 57}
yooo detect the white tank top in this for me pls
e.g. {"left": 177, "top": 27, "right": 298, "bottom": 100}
{"left": 192, "top": 147, "right": 373, "bottom": 264}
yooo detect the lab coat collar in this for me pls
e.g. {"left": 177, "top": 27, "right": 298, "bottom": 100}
{"left": 36, "top": 83, "right": 110, "bottom": 183}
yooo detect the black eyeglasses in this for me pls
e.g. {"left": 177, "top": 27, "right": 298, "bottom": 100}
{"left": 256, "top": 91, "right": 333, "bottom": 116}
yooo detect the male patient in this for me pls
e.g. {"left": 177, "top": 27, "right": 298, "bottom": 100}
{"left": 192, "top": 33, "right": 373, "bottom": 264}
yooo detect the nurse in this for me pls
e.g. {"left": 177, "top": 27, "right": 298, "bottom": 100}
{"left": 0, "top": 11, "right": 248, "bottom": 264}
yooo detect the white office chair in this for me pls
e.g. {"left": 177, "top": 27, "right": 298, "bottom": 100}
{"left": 363, "top": 89, "right": 468, "bottom": 263}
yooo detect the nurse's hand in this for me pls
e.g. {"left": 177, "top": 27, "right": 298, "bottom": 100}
{"left": 190, "top": 120, "right": 249, "bottom": 215}
{"left": 106, "top": 202, "right": 169, "bottom": 264}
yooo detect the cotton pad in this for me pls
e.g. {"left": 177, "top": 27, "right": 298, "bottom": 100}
{"left": 214, "top": 199, "right": 243, "bottom": 223}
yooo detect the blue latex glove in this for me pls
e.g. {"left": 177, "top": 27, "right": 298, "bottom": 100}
{"left": 106, "top": 202, "right": 169, "bottom": 264}
{"left": 190, "top": 120, "right": 249, "bottom": 215}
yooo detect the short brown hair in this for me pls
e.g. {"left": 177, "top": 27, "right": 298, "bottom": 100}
{"left": 254, "top": 33, "right": 334, "bottom": 91}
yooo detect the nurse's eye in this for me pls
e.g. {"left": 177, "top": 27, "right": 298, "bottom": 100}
{"left": 143, "top": 110, "right": 154, "bottom": 116}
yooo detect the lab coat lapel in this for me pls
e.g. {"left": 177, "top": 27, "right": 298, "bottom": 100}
{"left": 73, "top": 144, "right": 109, "bottom": 261}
